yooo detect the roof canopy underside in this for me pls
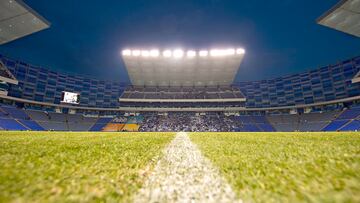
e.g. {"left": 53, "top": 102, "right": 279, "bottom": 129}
{"left": 317, "top": 0, "right": 360, "bottom": 37}
{"left": 123, "top": 54, "right": 244, "bottom": 87}
{"left": 0, "top": 0, "right": 50, "bottom": 45}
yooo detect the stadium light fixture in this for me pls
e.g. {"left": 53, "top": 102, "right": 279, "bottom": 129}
{"left": 163, "top": 50, "right": 172, "bottom": 57}
{"left": 122, "top": 49, "right": 131, "bottom": 56}
{"left": 173, "top": 49, "right": 184, "bottom": 58}
{"left": 141, "top": 50, "right": 150, "bottom": 57}
{"left": 132, "top": 50, "right": 141, "bottom": 56}
{"left": 150, "top": 49, "right": 159, "bottom": 57}
{"left": 187, "top": 50, "right": 196, "bottom": 57}
{"left": 199, "top": 50, "right": 208, "bottom": 57}
{"left": 236, "top": 48, "right": 245, "bottom": 55}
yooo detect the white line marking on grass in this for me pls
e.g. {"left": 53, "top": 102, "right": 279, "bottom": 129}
{"left": 133, "top": 132, "right": 241, "bottom": 203}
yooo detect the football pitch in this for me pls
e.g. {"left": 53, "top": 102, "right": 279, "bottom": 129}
{"left": 0, "top": 131, "right": 359, "bottom": 202}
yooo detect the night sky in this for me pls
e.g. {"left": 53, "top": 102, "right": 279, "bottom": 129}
{"left": 0, "top": 0, "right": 359, "bottom": 82}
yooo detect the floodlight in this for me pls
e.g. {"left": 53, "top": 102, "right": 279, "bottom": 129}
{"left": 163, "top": 50, "right": 172, "bottom": 57}
{"left": 132, "top": 50, "right": 141, "bottom": 56}
{"left": 236, "top": 48, "right": 245, "bottom": 54}
{"left": 199, "top": 50, "right": 208, "bottom": 57}
{"left": 122, "top": 49, "right": 131, "bottom": 56}
{"left": 187, "top": 50, "right": 196, "bottom": 57}
{"left": 173, "top": 49, "right": 184, "bottom": 58}
{"left": 150, "top": 49, "right": 159, "bottom": 57}
{"left": 141, "top": 50, "right": 150, "bottom": 57}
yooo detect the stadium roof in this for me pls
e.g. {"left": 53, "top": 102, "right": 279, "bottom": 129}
{"left": 0, "top": 0, "right": 50, "bottom": 45}
{"left": 317, "top": 0, "right": 360, "bottom": 37}
{"left": 122, "top": 48, "right": 245, "bottom": 87}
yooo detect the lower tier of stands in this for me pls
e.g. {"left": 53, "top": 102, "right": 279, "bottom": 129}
{"left": 0, "top": 105, "right": 359, "bottom": 132}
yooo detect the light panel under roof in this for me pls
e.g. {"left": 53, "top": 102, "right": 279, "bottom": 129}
{"left": 122, "top": 48, "right": 245, "bottom": 87}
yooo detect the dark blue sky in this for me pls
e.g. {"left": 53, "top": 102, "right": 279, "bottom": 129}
{"left": 0, "top": 0, "right": 359, "bottom": 82}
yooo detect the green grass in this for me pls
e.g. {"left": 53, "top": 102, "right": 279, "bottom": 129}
{"left": 0, "top": 131, "right": 174, "bottom": 202}
{"left": 190, "top": 132, "right": 360, "bottom": 203}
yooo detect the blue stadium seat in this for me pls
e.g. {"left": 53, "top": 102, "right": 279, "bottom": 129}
{"left": 1, "top": 106, "right": 29, "bottom": 120}
{"left": 0, "top": 118, "right": 28, "bottom": 130}
{"left": 252, "top": 116, "right": 268, "bottom": 124}
{"left": 339, "top": 120, "right": 360, "bottom": 131}
{"left": 243, "top": 124, "right": 261, "bottom": 132}
{"left": 258, "top": 123, "right": 276, "bottom": 132}
{"left": 18, "top": 120, "right": 44, "bottom": 131}
{"left": 337, "top": 108, "right": 360, "bottom": 120}
{"left": 237, "top": 116, "right": 253, "bottom": 124}
{"left": 322, "top": 120, "right": 350, "bottom": 131}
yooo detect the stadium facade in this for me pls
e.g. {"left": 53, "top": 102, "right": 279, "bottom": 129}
{"left": 0, "top": 54, "right": 359, "bottom": 109}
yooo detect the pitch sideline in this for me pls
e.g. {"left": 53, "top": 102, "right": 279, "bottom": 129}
{"left": 133, "top": 132, "right": 241, "bottom": 203}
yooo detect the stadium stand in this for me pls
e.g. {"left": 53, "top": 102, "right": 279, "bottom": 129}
{"left": 339, "top": 120, "right": 360, "bottom": 131}
{"left": 25, "top": 109, "right": 98, "bottom": 131}
{"left": 0, "top": 54, "right": 359, "bottom": 132}
{"left": 1, "top": 106, "right": 29, "bottom": 120}
{"left": 102, "top": 123, "right": 125, "bottom": 132}
{"left": 1, "top": 55, "right": 358, "bottom": 108}
{"left": 322, "top": 106, "right": 360, "bottom": 131}
{"left": 267, "top": 111, "right": 340, "bottom": 132}
{"left": 121, "top": 86, "right": 245, "bottom": 100}
{"left": 89, "top": 117, "right": 113, "bottom": 131}
{"left": 0, "top": 117, "right": 28, "bottom": 130}
{"left": 17, "top": 120, "right": 44, "bottom": 131}
{"left": 0, "top": 104, "right": 359, "bottom": 132}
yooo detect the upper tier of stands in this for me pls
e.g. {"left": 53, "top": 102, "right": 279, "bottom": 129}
{"left": 120, "top": 86, "right": 245, "bottom": 100}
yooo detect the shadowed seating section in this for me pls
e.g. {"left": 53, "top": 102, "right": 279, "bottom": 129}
{"left": 25, "top": 110, "right": 98, "bottom": 131}
{"left": 66, "top": 114, "right": 98, "bottom": 131}
{"left": 267, "top": 111, "right": 340, "bottom": 132}
{"left": 232, "top": 115, "right": 275, "bottom": 132}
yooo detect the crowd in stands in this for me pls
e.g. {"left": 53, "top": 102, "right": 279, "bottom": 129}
{"left": 139, "top": 112, "right": 274, "bottom": 132}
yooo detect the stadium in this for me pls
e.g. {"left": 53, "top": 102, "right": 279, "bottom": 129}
{"left": 0, "top": 0, "right": 359, "bottom": 202}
